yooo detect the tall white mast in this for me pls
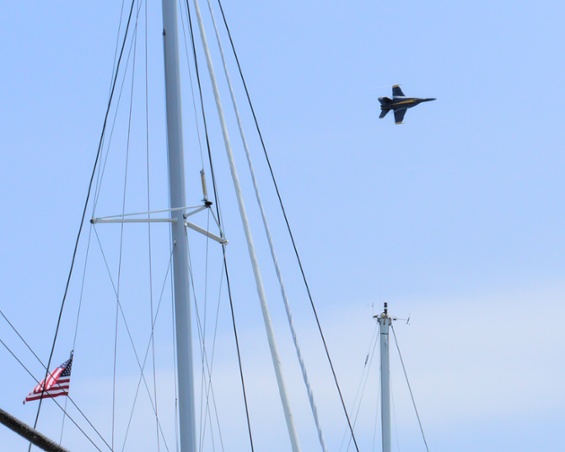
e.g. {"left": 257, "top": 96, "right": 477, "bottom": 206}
{"left": 161, "top": 1, "right": 197, "bottom": 450}
{"left": 375, "top": 302, "right": 393, "bottom": 452}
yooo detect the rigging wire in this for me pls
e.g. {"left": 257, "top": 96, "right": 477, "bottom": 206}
{"left": 371, "top": 357, "right": 382, "bottom": 452}
{"left": 1, "top": 302, "right": 111, "bottom": 449}
{"left": 213, "top": 2, "right": 361, "bottom": 450}
{"left": 184, "top": 1, "right": 255, "bottom": 450}
{"left": 86, "top": 2, "right": 171, "bottom": 449}
{"left": 92, "top": 226, "right": 172, "bottom": 451}
{"left": 391, "top": 378, "right": 399, "bottom": 452}
{"left": 114, "top": 5, "right": 173, "bottom": 446}
{"left": 138, "top": 0, "right": 163, "bottom": 450}
{"left": 0, "top": 335, "right": 110, "bottom": 451}
{"left": 180, "top": 208, "right": 224, "bottom": 450}
{"left": 118, "top": 248, "right": 177, "bottom": 451}
{"left": 186, "top": 234, "right": 225, "bottom": 452}
{"left": 95, "top": 241, "right": 177, "bottom": 451}
{"left": 203, "top": 219, "right": 214, "bottom": 449}
{"left": 180, "top": 3, "right": 239, "bottom": 446}
{"left": 177, "top": 1, "right": 227, "bottom": 449}
{"left": 109, "top": 0, "right": 130, "bottom": 99}
{"left": 204, "top": 257, "right": 229, "bottom": 452}
{"left": 54, "top": 19, "right": 139, "bottom": 426}
{"left": 178, "top": 0, "right": 207, "bottom": 170}
{"left": 0, "top": 310, "right": 44, "bottom": 373}
{"left": 203, "top": 1, "right": 329, "bottom": 450}
{"left": 340, "top": 321, "right": 379, "bottom": 452}
{"left": 142, "top": 0, "right": 162, "bottom": 449}
{"left": 169, "top": 263, "right": 180, "bottom": 452}
{"left": 93, "top": 224, "right": 176, "bottom": 450}
{"left": 31, "top": 0, "right": 138, "bottom": 438}
{"left": 188, "top": 0, "right": 303, "bottom": 448}
{"left": 391, "top": 325, "right": 430, "bottom": 452}
{"left": 93, "top": 1, "right": 145, "bottom": 213}
{"left": 59, "top": 218, "right": 94, "bottom": 444}
{"left": 111, "top": 1, "right": 147, "bottom": 447}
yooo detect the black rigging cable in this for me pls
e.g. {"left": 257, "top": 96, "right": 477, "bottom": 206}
{"left": 0, "top": 310, "right": 111, "bottom": 449}
{"left": 0, "top": 336, "right": 110, "bottom": 451}
{"left": 184, "top": 1, "right": 255, "bottom": 450}
{"left": 31, "top": 0, "right": 138, "bottom": 439}
{"left": 0, "top": 309, "right": 43, "bottom": 368}
{"left": 214, "top": 2, "right": 360, "bottom": 450}
{"left": 391, "top": 325, "right": 430, "bottom": 452}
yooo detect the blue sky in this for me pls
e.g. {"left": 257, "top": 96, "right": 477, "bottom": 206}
{"left": 1, "top": 0, "right": 565, "bottom": 451}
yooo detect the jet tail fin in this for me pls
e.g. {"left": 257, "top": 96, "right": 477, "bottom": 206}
{"left": 379, "top": 97, "right": 391, "bottom": 119}
{"left": 378, "top": 96, "right": 392, "bottom": 106}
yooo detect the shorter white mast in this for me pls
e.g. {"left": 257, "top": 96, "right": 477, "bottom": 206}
{"left": 375, "top": 302, "right": 394, "bottom": 452}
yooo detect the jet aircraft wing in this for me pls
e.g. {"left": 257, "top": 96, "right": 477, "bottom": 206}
{"left": 394, "top": 108, "right": 407, "bottom": 124}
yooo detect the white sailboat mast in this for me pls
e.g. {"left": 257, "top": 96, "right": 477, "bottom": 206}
{"left": 161, "top": 0, "right": 197, "bottom": 450}
{"left": 376, "top": 303, "right": 392, "bottom": 452}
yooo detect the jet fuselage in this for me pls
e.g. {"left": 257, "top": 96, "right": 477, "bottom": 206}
{"left": 379, "top": 86, "right": 435, "bottom": 124}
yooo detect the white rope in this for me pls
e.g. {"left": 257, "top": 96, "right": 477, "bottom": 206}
{"left": 204, "top": 1, "right": 329, "bottom": 450}
{"left": 190, "top": 1, "right": 302, "bottom": 450}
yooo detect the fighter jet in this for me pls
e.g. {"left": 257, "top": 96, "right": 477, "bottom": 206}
{"left": 379, "top": 85, "right": 435, "bottom": 124}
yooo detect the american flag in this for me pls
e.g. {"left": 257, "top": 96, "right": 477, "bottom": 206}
{"left": 24, "top": 353, "right": 73, "bottom": 403}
